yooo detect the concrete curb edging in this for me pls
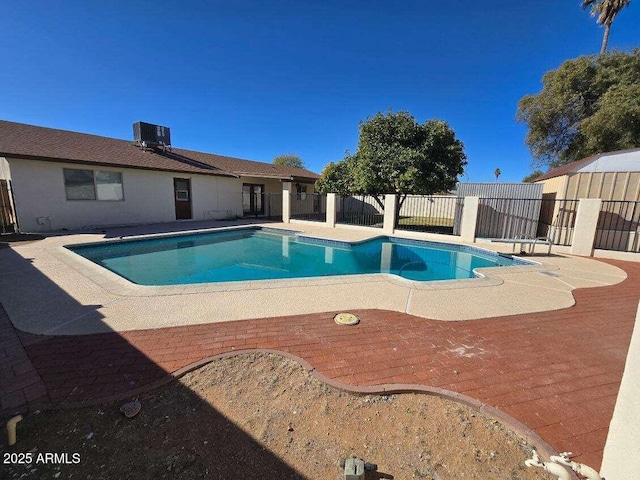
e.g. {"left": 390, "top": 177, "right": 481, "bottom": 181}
{"left": 26, "top": 348, "right": 574, "bottom": 477}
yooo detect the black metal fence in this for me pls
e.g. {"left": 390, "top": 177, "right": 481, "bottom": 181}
{"left": 476, "top": 198, "right": 544, "bottom": 239}
{"left": 336, "top": 195, "right": 385, "bottom": 228}
{"left": 239, "top": 192, "right": 640, "bottom": 253}
{"left": 538, "top": 199, "right": 579, "bottom": 246}
{"left": 241, "top": 192, "right": 282, "bottom": 220}
{"left": 596, "top": 201, "right": 640, "bottom": 252}
{"left": 395, "top": 195, "right": 462, "bottom": 235}
{"left": 0, "top": 180, "right": 17, "bottom": 233}
{"left": 290, "top": 193, "right": 327, "bottom": 221}
{"left": 475, "top": 198, "right": 579, "bottom": 245}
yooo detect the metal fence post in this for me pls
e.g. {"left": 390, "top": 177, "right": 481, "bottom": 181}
{"left": 267, "top": 194, "right": 271, "bottom": 220}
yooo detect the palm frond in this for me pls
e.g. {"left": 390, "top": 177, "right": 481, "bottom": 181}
{"left": 582, "top": 0, "right": 631, "bottom": 26}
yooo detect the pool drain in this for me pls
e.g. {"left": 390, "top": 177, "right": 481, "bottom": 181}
{"left": 334, "top": 313, "right": 359, "bottom": 326}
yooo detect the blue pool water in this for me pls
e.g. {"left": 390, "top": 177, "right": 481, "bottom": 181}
{"left": 68, "top": 228, "right": 526, "bottom": 286}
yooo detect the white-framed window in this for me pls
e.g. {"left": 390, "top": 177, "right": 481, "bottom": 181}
{"left": 63, "top": 168, "right": 124, "bottom": 201}
{"left": 174, "top": 179, "right": 190, "bottom": 201}
{"left": 175, "top": 190, "right": 189, "bottom": 201}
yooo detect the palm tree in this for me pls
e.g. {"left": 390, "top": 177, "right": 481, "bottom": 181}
{"left": 494, "top": 168, "right": 501, "bottom": 182}
{"left": 582, "top": 0, "right": 631, "bottom": 55}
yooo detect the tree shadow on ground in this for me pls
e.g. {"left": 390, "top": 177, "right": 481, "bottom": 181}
{"left": 0, "top": 242, "right": 309, "bottom": 479}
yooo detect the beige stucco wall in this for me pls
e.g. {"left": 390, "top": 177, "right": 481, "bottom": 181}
{"left": 537, "top": 175, "right": 568, "bottom": 198}
{"left": 191, "top": 175, "right": 243, "bottom": 220}
{"left": 240, "top": 176, "right": 283, "bottom": 194}
{"left": 239, "top": 176, "right": 315, "bottom": 195}
{"left": 301, "top": 181, "right": 315, "bottom": 194}
{"left": 601, "top": 301, "right": 640, "bottom": 480}
{"left": 570, "top": 198, "right": 601, "bottom": 256}
{"left": 7, "top": 158, "right": 243, "bottom": 232}
{"left": 460, "top": 196, "right": 479, "bottom": 242}
{"left": 239, "top": 176, "right": 316, "bottom": 218}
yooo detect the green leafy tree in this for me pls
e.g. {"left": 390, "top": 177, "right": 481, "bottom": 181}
{"left": 522, "top": 170, "right": 544, "bottom": 183}
{"left": 314, "top": 159, "right": 354, "bottom": 195}
{"left": 516, "top": 49, "right": 640, "bottom": 169}
{"left": 273, "top": 154, "right": 305, "bottom": 169}
{"left": 582, "top": 0, "right": 631, "bottom": 55}
{"left": 315, "top": 111, "right": 467, "bottom": 210}
{"left": 581, "top": 83, "right": 640, "bottom": 152}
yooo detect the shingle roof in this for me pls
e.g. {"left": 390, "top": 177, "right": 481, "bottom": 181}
{"left": 0, "top": 120, "right": 319, "bottom": 181}
{"left": 534, "top": 148, "right": 640, "bottom": 182}
{"left": 171, "top": 147, "right": 319, "bottom": 181}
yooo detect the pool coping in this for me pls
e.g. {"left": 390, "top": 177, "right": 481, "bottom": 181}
{"left": 0, "top": 221, "right": 628, "bottom": 335}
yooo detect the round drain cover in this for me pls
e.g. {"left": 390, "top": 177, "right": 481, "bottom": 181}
{"left": 334, "top": 313, "right": 359, "bottom": 326}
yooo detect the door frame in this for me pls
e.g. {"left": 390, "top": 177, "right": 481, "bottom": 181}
{"left": 173, "top": 178, "right": 192, "bottom": 220}
{"left": 242, "top": 183, "right": 265, "bottom": 216}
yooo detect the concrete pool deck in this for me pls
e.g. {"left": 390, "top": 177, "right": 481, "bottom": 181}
{"left": 1, "top": 221, "right": 639, "bottom": 470}
{"left": 0, "top": 220, "right": 629, "bottom": 335}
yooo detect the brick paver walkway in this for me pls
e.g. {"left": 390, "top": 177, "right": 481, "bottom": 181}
{"left": 2, "top": 258, "right": 638, "bottom": 470}
{"left": 0, "top": 308, "right": 47, "bottom": 412}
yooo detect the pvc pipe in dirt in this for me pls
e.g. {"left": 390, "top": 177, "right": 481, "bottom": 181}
{"left": 550, "top": 453, "right": 602, "bottom": 480}
{"left": 525, "top": 451, "right": 572, "bottom": 480}
{"left": 7, "top": 415, "right": 23, "bottom": 446}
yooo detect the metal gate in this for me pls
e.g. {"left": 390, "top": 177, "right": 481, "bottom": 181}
{"left": 475, "top": 198, "right": 543, "bottom": 239}
{"left": 596, "top": 201, "right": 640, "bottom": 252}
{"left": 242, "top": 192, "right": 282, "bottom": 221}
{"left": 0, "top": 180, "right": 17, "bottom": 233}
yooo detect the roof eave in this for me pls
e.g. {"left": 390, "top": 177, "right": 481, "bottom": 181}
{"left": 2, "top": 153, "right": 239, "bottom": 178}
{"left": 234, "top": 172, "right": 318, "bottom": 182}
{"left": 290, "top": 175, "right": 319, "bottom": 183}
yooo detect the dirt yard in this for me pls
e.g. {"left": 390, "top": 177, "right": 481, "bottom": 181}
{"left": 2, "top": 353, "right": 554, "bottom": 479}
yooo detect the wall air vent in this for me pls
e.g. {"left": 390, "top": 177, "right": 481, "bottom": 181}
{"left": 133, "top": 121, "right": 171, "bottom": 150}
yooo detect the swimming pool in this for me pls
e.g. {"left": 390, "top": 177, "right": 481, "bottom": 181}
{"left": 68, "top": 228, "right": 530, "bottom": 286}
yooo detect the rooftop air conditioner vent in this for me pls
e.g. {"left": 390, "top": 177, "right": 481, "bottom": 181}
{"left": 133, "top": 121, "right": 171, "bottom": 150}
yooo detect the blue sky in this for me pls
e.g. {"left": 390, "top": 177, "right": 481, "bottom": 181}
{"left": 1, "top": 1, "right": 638, "bottom": 182}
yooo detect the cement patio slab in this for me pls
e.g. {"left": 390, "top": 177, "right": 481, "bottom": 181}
{"left": 0, "top": 221, "right": 628, "bottom": 335}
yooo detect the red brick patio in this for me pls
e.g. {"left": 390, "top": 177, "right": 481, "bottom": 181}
{"left": 1, "top": 258, "right": 638, "bottom": 470}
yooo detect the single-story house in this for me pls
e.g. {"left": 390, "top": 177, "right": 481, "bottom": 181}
{"left": 534, "top": 148, "right": 640, "bottom": 202}
{"left": 0, "top": 120, "right": 319, "bottom": 232}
